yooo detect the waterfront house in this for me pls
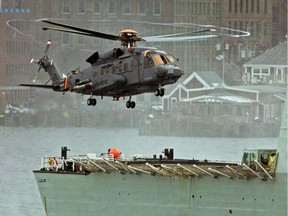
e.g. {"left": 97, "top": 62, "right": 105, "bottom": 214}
{"left": 243, "top": 41, "right": 287, "bottom": 85}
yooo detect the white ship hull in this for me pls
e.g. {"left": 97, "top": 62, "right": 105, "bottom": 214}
{"left": 34, "top": 170, "right": 287, "bottom": 216}
{"left": 34, "top": 104, "right": 288, "bottom": 216}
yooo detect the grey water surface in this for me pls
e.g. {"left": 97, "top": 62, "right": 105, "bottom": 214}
{"left": 0, "top": 127, "right": 278, "bottom": 216}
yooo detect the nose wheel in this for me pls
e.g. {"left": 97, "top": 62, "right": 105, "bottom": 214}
{"left": 154, "top": 88, "right": 165, "bottom": 97}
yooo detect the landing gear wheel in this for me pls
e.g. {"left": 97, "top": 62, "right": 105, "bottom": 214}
{"left": 87, "top": 98, "right": 92, "bottom": 106}
{"left": 155, "top": 88, "right": 165, "bottom": 97}
{"left": 154, "top": 89, "right": 160, "bottom": 96}
{"left": 126, "top": 101, "right": 136, "bottom": 109}
{"left": 91, "top": 98, "right": 97, "bottom": 106}
{"left": 160, "top": 88, "right": 165, "bottom": 97}
{"left": 130, "top": 101, "right": 136, "bottom": 109}
{"left": 87, "top": 98, "right": 97, "bottom": 106}
{"left": 126, "top": 101, "right": 131, "bottom": 108}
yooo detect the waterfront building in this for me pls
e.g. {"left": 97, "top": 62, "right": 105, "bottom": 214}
{"left": 0, "top": 8, "right": 31, "bottom": 112}
{"left": 156, "top": 41, "right": 287, "bottom": 137}
{"left": 243, "top": 41, "right": 288, "bottom": 85}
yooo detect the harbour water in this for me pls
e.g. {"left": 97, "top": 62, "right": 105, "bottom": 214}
{"left": 0, "top": 127, "right": 278, "bottom": 216}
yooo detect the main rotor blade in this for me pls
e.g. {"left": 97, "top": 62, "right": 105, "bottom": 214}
{"left": 143, "top": 28, "right": 218, "bottom": 42}
{"left": 144, "top": 34, "right": 219, "bottom": 42}
{"left": 41, "top": 19, "right": 119, "bottom": 41}
{"left": 144, "top": 29, "right": 216, "bottom": 39}
{"left": 42, "top": 27, "right": 97, "bottom": 37}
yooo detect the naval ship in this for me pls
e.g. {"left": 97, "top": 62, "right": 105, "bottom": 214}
{"left": 34, "top": 104, "right": 287, "bottom": 216}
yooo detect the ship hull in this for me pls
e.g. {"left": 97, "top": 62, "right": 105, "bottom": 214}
{"left": 34, "top": 170, "right": 287, "bottom": 216}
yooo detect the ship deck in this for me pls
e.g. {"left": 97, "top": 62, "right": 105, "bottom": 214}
{"left": 36, "top": 149, "right": 277, "bottom": 181}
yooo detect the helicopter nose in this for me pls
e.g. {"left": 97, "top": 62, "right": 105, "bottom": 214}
{"left": 167, "top": 68, "right": 184, "bottom": 77}
{"left": 156, "top": 66, "right": 184, "bottom": 78}
{"left": 156, "top": 67, "right": 168, "bottom": 77}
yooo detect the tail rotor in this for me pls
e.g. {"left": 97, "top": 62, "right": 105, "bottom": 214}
{"left": 30, "top": 40, "right": 53, "bottom": 75}
{"left": 20, "top": 40, "right": 64, "bottom": 91}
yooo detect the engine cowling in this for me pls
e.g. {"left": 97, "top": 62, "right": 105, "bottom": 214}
{"left": 86, "top": 48, "right": 124, "bottom": 65}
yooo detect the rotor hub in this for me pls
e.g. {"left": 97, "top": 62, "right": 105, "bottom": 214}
{"left": 119, "top": 29, "right": 141, "bottom": 47}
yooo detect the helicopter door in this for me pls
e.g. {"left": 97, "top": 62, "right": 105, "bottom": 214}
{"left": 139, "top": 50, "right": 159, "bottom": 84}
{"left": 138, "top": 54, "right": 144, "bottom": 83}
{"left": 119, "top": 57, "right": 139, "bottom": 85}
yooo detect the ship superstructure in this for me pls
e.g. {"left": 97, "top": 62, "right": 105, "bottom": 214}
{"left": 34, "top": 105, "right": 287, "bottom": 216}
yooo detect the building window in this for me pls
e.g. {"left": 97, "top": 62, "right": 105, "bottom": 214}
{"left": 92, "top": 38, "right": 101, "bottom": 47}
{"left": 250, "top": 21, "right": 254, "bottom": 35}
{"left": 252, "top": 68, "right": 260, "bottom": 78}
{"left": 62, "top": 0, "right": 71, "bottom": 14}
{"left": 276, "top": 68, "right": 284, "bottom": 83}
{"left": 108, "top": 0, "right": 116, "bottom": 15}
{"left": 246, "top": 0, "right": 249, "bottom": 13}
{"left": 212, "top": 3, "right": 221, "bottom": 16}
{"left": 252, "top": 68, "right": 270, "bottom": 79}
{"left": 251, "top": 0, "right": 254, "bottom": 13}
{"left": 15, "top": 0, "right": 22, "bottom": 8}
{"left": 138, "top": 0, "right": 146, "bottom": 15}
{"left": 256, "top": 0, "right": 260, "bottom": 13}
{"left": 78, "top": 0, "right": 86, "bottom": 14}
{"left": 93, "top": 0, "right": 101, "bottom": 14}
{"left": 199, "top": 3, "right": 202, "bottom": 15}
{"left": 240, "top": 0, "right": 243, "bottom": 13}
{"left": 187, "top": 2, "right": 192, "bottom": 15}
{"left": 62, "top": 32, "right": 69, "bottom": 45}
{"left": 6, "top": 41, "right": 29, "bottom": 54}
{"left": 13, "top": 20, "right": 30, "bottom": 33}
{"left": 6, "top": 64, "right": 28, "bottom": 77}
{"left": 153, "top": 1, "right": 161, "bottom": 16}
{"left": 78, "top": 35, "right": 85, "bottom": 45}
{"left": 176, "top": 1, "right": 185, "bottom": 15}
{"left": 203, "top": 3, "right": 210, "bottom": 15}
{"left": 264, "top": 0, "right": 268, "bottom": 14}
{"left": 262, "top": 68, "right": 269, "bottom": 75}
{"left": 123, "top": 0, "right": 132, "bottom": 15}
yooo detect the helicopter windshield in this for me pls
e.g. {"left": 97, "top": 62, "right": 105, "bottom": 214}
{"left": 166, "top": 54, "right": 177, "bottom": 65}
{"left": 144, "top": 51, "right": 164, "bottom": 68}
{"left": 156, "top": 51, "right": 178, "bottom": 66}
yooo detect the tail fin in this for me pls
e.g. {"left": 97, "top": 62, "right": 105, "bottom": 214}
{"left": 40, "top": 58, "right": 62, "bottom": 84}
{"left": 31, "top": 40, "right": 63, "bottom": 84}
{"left": 24, "top": 40, "right": 66, "bottom": 91}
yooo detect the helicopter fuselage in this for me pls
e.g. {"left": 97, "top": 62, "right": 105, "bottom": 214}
{"left": 66, "top": 47, "right": 184, "bottom": 99}
{"left": 21, "top": 45, "right": 184, "bottom": 109}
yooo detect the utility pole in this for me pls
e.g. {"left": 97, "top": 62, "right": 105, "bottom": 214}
{"left": 215, "top": 42, "right": 229, "bottom": 83}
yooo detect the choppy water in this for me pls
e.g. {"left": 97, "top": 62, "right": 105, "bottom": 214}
{"left": 0, "top": 127, "right": 278, "bottom": 216}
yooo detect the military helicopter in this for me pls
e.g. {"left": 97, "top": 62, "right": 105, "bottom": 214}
{"left": 20, "top": 20, "right": 219, "bottom": 109}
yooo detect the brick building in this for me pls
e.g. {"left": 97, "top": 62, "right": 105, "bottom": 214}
{"left": 0, "top": 8, "right": 31, "bottom": 111}
{"left": 173, "top": 0, "right": 287, "bottom": 78}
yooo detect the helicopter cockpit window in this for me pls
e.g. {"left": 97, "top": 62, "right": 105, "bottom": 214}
{"left": 144, "top": 51, "right": 164, "bottom": 68}
{"left": 166, "top": 54, "right": 177, "bottom": 65}
{"left": 160, "top": 55, "right": 168, "bottom": 64}
{"left": 156, "top": 51, "right": 177, "bottom": 66}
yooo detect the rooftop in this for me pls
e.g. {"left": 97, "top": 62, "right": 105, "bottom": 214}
{"left": 244, "top": 41, "right": 288, "bottom": 66}
{"left": 226, "top": 85, "right": 287, "bottom": 94}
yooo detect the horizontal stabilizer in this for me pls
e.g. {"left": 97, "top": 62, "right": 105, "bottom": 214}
{"left": 19, "top": 84, "right": 60, "bottom": 91}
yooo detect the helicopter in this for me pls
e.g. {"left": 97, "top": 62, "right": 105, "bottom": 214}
{"left": 20, "top": 19, "right": 219, "bottom": 109}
